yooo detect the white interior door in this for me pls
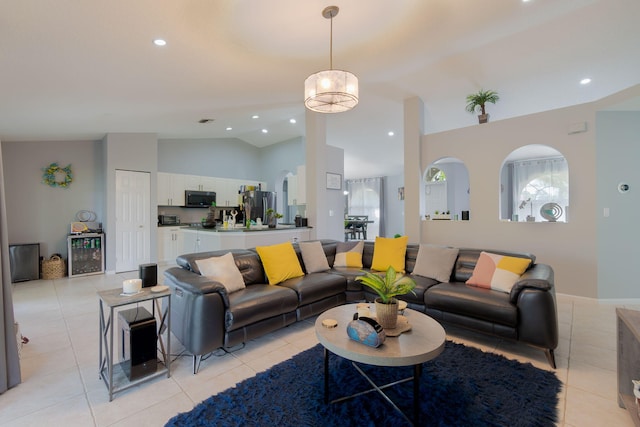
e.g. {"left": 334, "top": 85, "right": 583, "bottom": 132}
{"left": 115, "top": 170, "right": 151, "bottom": 272}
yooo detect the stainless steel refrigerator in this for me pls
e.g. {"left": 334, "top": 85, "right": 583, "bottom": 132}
{"left": 242, "top": 190, "right": 276, "bottom": 222}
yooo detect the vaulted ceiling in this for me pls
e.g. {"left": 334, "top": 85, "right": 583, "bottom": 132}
{"left": 1, "top": 0, "right": 638, "bottom": 178}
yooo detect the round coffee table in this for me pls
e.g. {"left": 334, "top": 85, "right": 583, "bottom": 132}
{"left": 315, "top": 304, "right": 446, "bottom": 425}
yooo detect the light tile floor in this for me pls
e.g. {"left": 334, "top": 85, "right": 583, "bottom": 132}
{"left": 1, "top": 268, "right": 636, "bottom": 426}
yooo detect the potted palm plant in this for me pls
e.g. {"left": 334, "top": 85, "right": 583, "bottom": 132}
{"left": 356, "top": 266, "right": 416, "bottom": 329}
{"left": 466, "top": 89, "right": 499, "bottom": 124}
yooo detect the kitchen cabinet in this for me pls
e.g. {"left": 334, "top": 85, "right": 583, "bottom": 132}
{"left": 215, "top": 178, "right": 241, "bottom": 207}
{"left": 181, "top": 227, "right": 312, "bottom": 252}
{"left": 295, "top": 165, "right": 306, "bottom": 205}
{"left": 158, "top": 173, "right": 266, "bottom": 207}
{"left": 184, "top": 175, "right": 217, "bottom": 192}
{"left": 157, "top": 173, "right": 186, "bottom": 206}
{"left": 158, "top": 227, "right": 183, "bottom": 264}
{"left": 287, "top": 165, "right": 306, "bottom": 206}
{"left": 288, "top": 174, "right": 298, "bottom": 205}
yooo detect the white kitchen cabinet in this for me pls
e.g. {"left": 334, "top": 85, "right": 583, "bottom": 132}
{"left": 158, "top": 227, "right": 184, "bottom": 264}
{"left": 214, "top": 178, "right": 241, "bottom": 206}
{"left": 288, "top": 174, "right": 298, "bottom": 206}
{"left": 287, "top": 166, "right": 306, "bottom": 206}
{"left": 295, "top": 165, "right": 306, "bottom": 205}
{"left": 158, "top": 173, "right": 186, "bottom": 206}
{"left": 184, "top": 175, "right": 217, "bottom": 192}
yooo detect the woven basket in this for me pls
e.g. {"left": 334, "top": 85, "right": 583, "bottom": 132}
{"left": 41, "top": 255, "right": 66, "bottom": 279}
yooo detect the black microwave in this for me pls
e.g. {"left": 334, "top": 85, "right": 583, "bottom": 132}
{"left": 185, "top": 190, "right": 216, "bottom": 207}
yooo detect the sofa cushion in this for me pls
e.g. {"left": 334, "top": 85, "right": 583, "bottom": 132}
{"left": 256, "top": 242, "right": 304, "bottom": 285}
{"left": 371, "top": 236, "right": 408, "bottom": 272}
{"left": 299, "top": 241, "right": 330, "bottom": 273}
{"left": 195, "top": 252, "right": 246, "bottom": 294}
{"left": 362, "top": 274, "right": 438, "bottom": 305}
{"left": 334, "top": 240, "right": 364, "bottom": 268}
{"left": 225, "top": 285, "right": 299, "bottom": 331}
{"left": 412, "top": 244, "right": 459, "bottom": 282}
{"left": 466, "top": 251, "right": 532, "bottom": 293}
{"left": 425, "top": 283, "right": 518, "bottom": 328}
{"left": 278, "top": 273, "right": 346, "bottom": 305}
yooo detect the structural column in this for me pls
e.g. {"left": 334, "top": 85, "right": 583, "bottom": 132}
{"left": 305, "top": 109, "right": 328, "bottom": 240}
{"left": 403, "top": 97, "right": 424, "bottom": 243}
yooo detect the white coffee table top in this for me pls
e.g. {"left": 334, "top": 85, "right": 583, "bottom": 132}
{"left": 315, "top": 304, "right": 446, "bottom": 367}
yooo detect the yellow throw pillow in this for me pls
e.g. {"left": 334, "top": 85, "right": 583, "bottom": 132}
{"left": 371, "top": 236, "right": 408, "bottom": 272}
{"left": 256, "top": 242, "right": 304, "bottom": 285}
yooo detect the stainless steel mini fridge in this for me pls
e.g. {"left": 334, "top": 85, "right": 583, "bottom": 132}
{"left": 9, "top": 243, "right": 40, "bottom": 282}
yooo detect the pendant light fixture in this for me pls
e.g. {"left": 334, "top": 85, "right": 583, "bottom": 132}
{"left": 304, "top": 6, "right": 358, "bottom": 113}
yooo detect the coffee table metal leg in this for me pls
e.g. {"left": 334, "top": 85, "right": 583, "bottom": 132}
{"left": 324, "top": 348, "right": 329, "bottom": 404}
{"left": 414, "top": 364, "right": 422, "bottom": 424}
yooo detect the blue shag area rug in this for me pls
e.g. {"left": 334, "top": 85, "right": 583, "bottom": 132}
{"left": 166, "top": 341, "right": 561, "bottom": 427}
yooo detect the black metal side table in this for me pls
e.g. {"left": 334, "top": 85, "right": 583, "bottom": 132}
{"left": 98, "top": 287, "right": 171, "bottom": 401}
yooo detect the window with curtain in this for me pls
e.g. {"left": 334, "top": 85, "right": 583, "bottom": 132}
{"left": 345, "top": 177, "right": 385, "bottom": 238}
{"left": 510, "top": 156, "right": 569, "bottom": 222}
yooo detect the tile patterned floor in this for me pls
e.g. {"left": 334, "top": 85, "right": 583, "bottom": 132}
{"left": 1, "top": 268, "right": 635, "bottom": 426}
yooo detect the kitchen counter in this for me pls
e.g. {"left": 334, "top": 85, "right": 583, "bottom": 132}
{"left": 180, "top": 226, "right": 312, "bottom": 253}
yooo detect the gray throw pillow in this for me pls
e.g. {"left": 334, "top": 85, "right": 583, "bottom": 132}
{"left": 299, "top": 241, "right": 330, "bottom": 273}
{"left": 195, "top": 252, "right": 246, "bottom": 293}
{"left": 412, "top": 244, "right": 459, "bottom": 282}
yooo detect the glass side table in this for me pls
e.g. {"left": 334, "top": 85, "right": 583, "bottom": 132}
{"left": 98, "top": 287, "right": 171, "bottom": 401}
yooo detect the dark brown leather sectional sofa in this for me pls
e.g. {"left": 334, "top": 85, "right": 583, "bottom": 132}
{"left": 163, "top": 239, "right": 558, "bottom": 373}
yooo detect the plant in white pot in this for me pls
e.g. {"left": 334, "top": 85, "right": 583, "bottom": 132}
{"left": 465, "top": 89, "right": 499, "bottom": 124}
{"left": 356, "top": 266, "right": 416, "bottom": 329}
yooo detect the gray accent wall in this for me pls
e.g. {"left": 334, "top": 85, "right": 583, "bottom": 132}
{"left": 596, "top": 111, "right": 640, "bottom": 299}
{"left": 158, "top": 138, "right": 261, "bottom": 179}
{"left": 1, "top": 140, "right": 104, "bottom": 258}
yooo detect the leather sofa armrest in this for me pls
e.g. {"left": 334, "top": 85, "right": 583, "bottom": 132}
{"left": 509, "top": 263, "right": 554, "bottom": 304}
{"left": 164, "top": 267, "right": 230, "bottom": 307}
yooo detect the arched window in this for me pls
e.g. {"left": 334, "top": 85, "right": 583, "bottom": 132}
{"left": 500, "top": 145, "right": 569, "bottom": 222}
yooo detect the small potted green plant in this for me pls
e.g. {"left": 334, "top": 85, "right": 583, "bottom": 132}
{"left": 466, "top": 89, "right": 499, "bottom": 124}
{"left": 265, "top": 208, "right": 283, "bottom": 228}
{"left": 356, "top": 266, "right": 416, "bottom": 329}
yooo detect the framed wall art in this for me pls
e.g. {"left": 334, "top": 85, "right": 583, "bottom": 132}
{"left": 326, "top": 172, "right": 342, "bottom": 190}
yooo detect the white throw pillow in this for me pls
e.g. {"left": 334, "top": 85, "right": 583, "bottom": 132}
{"left": 299, "top": 241, "right": 330, "bottom": 273}
{"left": 195, "top": 252, "right": 246, "bottom": 293}
{"left": 412, "top": 244, "right": 459, "bottom": 282}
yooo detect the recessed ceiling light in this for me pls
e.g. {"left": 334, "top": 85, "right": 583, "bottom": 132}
{"left": 580, "top": 78, "right": 592, "bottom": 85}
{"left": 289, "top": 118, "right": 297, "bottom": 124}
{"left": 226, "top": 127, "right": 233, "bottom": 131}
{"left": 153, "top": 39, "right": 167, "bottom": 46}
{"left": 252, "top": 115, "right": 259, "bottom": 119}
{"left": 388, "top": 131, "right": 395, "bottom": 137}
{"left": 261, "top": 129, "right": 268, "bottom": 134}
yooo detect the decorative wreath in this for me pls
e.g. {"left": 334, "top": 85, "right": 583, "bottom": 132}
{"left": 42, "top": 162, "right": 73, "bottom": 188}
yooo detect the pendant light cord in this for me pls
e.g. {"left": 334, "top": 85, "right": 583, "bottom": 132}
{"left": 329, "top": 13, "right": 333, "bottom": 70}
